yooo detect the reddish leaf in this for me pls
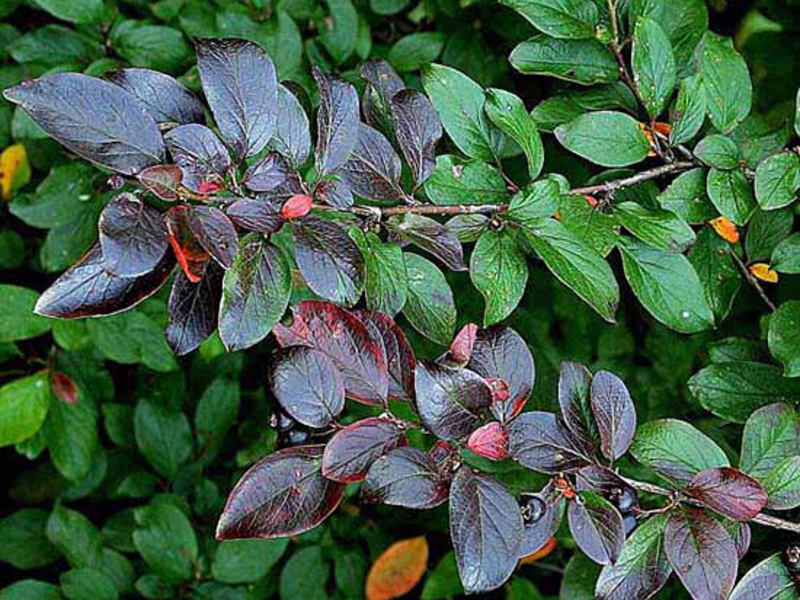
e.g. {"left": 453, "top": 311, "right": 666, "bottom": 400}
{"left": 322, "top": 417, "right": 407, "bottom": 483}
{"left": 51, "top": 371, "right": 78, "bottom": 404}
{"left": 35, "top": 244, "right": 174, "bottom": 318}
{"left": 386, "top": 213, "right": 466, "bottom": 272}
{"left": 590, "top": 370, "right": 636, "bottom": 461}
{"left": 107, "top": 68, "right": 205, "bottom": 126}
{"left": 567, "top": 491, "right": 625, "bottom": 565}
{"left": 313, "top": 66, "right": 359, "bottom": 176}
{"left": 281, "top": 194, "right": 313, "bottom": 220}
{"left": 165, "top": 205, "right": 209, "bottom": 283}
{"left": 243, "top": 152, "right": 292, "bottom": 192}
{"left": 390, "top": 89, "right": 442, "bottom": 187}
{"left": 187, "top": 205, "right": 238, "bottom": 270}
{"left": 362, "top": 447, "right": 448, "bottom": 509}
{"left": 428, "top": 440, "right": 458, "bottom": 475}
{"left": 440, "top": 322, "right": 478, "bottom": 368}
{"left": 365, "top": 537, "right": 429, "bottom": 600}
{"left": 164, "top": 124, "right": 231, "bottom": 193}
{"left": 664, "top": 508, "right": 738, "bottom": 600}
{"left": 137, "top": 164, "right": 183, "bottom": 200}
{"left": 685, "top": 467, "right": 768, "bottom": 521}
{"left": 273, "top": 301, "right": 389, "bottom": 404}
{"left": 339, "top": 123, "right": 404, "bottom": 201}
{"left": 166, "top": 263, "right": 223, "bottom": 355}
{"left": 558, "top": 361, "right": 596, "bottom": 448}
{"left": 486, "top": 378, "right": 510, "bottom": 403}
{"left": 354, "top": 310, "right": 415, "bottom": 402}
{"left": 467, "top": 422, "right": 509, "bottom": 461}
{"left": 216, "top": 445, "right": 344, "bottom": 540}
{"left": 507, "top": 411, "right": 591, "bottom": 473}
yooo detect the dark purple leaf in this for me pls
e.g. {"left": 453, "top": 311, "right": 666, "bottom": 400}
{"left": 468, "top": 326, "right": 535, "bottom": 423}
{"left": 520, "top": 482, "right": 565, "bottom": 556}
{"left": 313, "top": 66, "right": 359, "bottom": 176}
{"left": 449, "top": 468, "right": 524, "bottom": 593}
{"left": 137, "top": 164, "right": 183, "bottom": 201}
{"left": 685, "top": 467, "right": 768, "bottom": 521}
{"left": 359, "top": 59, "right": 404, "bottom": 136}
{"left": 590, "top": 370, "right": 636, "bottom": 461}
{"left": 507, "top": 411, "right": 591, "bottom": 473}
{"left": 216, "top": 445, "right": 345, "bottom": 539}
{"left": 219, "top": 236, "right": 291, "bottom": 351}
{"left": 729, "top": 553, "right": 796, "bottom": 600}
{"left": 271, "top": 84, "right": 311, "bottom": 168}
{"left": 313, "top": 177, "right": 353, "bottom": 208}
{"left": 34, "top": 244, "right": 174, "bottom": 318}
{"left": 353, "top": 309, "right": 415, "bottom": 402}
{"left": 361, "top": 446, "right": 449, "bottom": 509}
{"left": 322, "top": 417, "right": 407, "bottom": 482}
{"left": 391, "top": 89, "right": 442, "bottom": 186}
{"left": 568, "top": 491, "right": 625, "bottom": 565}
{"left": 272, "top": 301, "right": 389, "bottom": 404}
{"left": 414, "top": 360, "right": 491, "bottom": 440}
{"left": 558, "top": 361, "right": 596, "bottom": 448}
{"left": 731, "top": 523, "right": 751, "bottom": 560}
{"left": 196, "top": 38, "right": 277, "bottom": 158}
{"left": 165, "top": 204, "right": 210, "bottom": 283}
{"left": 4, "top": 73, "right": 164, "bottom": 175}
{"left": 269, "top": 346, "right": 344, "bottom": 429}
{"left": 107, "top": 68, "right": 205, "bottom": 125}
{"left": 429, "top": 439, "right": 459, "bottom": 476}
{"left": 664, "top": 508, "right": 738, "bottom": 600}
{"left": 98, "top": 192, "right": 169, "bottom": 277}
{"left": 291, "top": 216, "right": 364, "bottom": 306}
{"left": 226, "top": 198, "right": 284, "bottom": 234}
{"left": 166, "top": 262, "right": 223, "bottom": 355}
{"left": 575, "top": 465, "right": 632, "bottom": 497}
{"left": 386, "top": 213, "right": 466, "bottom": 271}
{"left": 187, "top": 206, "right": 238, "bottom": 270}
{"left": 243, "top": 152, "right": 292, "bottom": 192}
{"left": 467, "top": 422, "right": 509, "bottom": 460}
{"left": 339, "top": 123, "right": 403, "bottom": 201}
{"left": 164, "top": 124, "right": 232, "bottom": 193}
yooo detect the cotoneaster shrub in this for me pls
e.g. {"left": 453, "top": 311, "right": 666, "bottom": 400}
{"left": 0, "top": 0, "right": 799, "bottom": 599}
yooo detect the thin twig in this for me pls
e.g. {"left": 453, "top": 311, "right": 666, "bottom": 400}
{"left": 730, "top": 249, "right": 778, "bottom": 312}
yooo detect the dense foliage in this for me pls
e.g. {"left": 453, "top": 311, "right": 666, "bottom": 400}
{"left": 0, "top": 0, "right": 799, "bottom": 599}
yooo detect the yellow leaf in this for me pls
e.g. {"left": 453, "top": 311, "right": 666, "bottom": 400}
{"left": 709, "top": 216, "right": 740, "bottom": 244}
{"left": 366, "top": 536, "right": 429, "bottom": 600}
{"left": 0, "top": 143, "right": 31, "bottom": 200}
{"left": 749, "top": 262, "right": 779, "bottom": 283}
{"left": 519, "top": 537, "right": 557, "bottom": 564}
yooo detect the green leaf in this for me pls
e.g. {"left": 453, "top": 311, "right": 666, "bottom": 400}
{"left": 631, "top": 0, "right": 708, "bottom": 76}
{"left": 133, "top": 501, "right": 198, "bottom": 583}
{"left": 350, "top": 229, "right": 408, "bottom": 315}
{"left": 669, "top": 75, "right": 706, "bottom": 145}
{"left": 317, "top": 0, "right": 358, "bottom": 65}
{"left": 387, "top": 32, "right": 445, "bottom": 72}
{"left": 0, "top": 373, "right": 51, "bottom": 447}
{"left": 485, "top": 88, "right": 544, "bottom": 179}
{"left": 9, "top": 25, "right": 102, "bottom": 66}
{"left": 334, "top": 550, "right": 367, "bottom": 597}
{"left": 10, "top": 163, "right": 98, "bottom": 229}
{"left": 657, "top": 168, "right": 716, "bottom": 224}
{"left": 0, "top": 509, "right": 60, "bottom": 570}
{"left": 33, "top": 0, "right": 104, "bottom": 24}
{"left": 558, "top": 194, "right": 620, "bottom": 257}
{"left": 772, "top": 233, "right": 800, "bottom": 274}
{"left": 630, "top": 419, "right": 729, "bottom": 485}
{"left": 212, "top": 538, "right": 288, "bottom": 584}
{"left": 509, "top": 36, "right": 618, "bottom": 85}
{"left": 740, "top": 403, "right": 800, "bottom": 479}
{"left": 730, "top": 554, "right": 796, "bottom": 600}
{"left": 745, "top": 207, "right": 793, "bottom": 261}
{"left": 134, "top": 398, "right": 192, "bottom": 479}
{"left": 422, "top": 64, "right": 501, "bottom": 161}
{"left": 46, "top": 504, "right": 103, "bottom": 569}
{"left": 694, "top": 134, "right": 741, "bottom": 170}
{"left": 632, "top": 17, "right": 676, "bottom": 118}
{"left": 110, "top": 20, "right": 191, "bottom": 73}
{"left": 516, "top": 218, "right": 619, "bottom": 322}
{"left": 614, "top": 202, "right": 696, "bottom": 252}
{"left": 279, "top": 546, "right": 329, "bottom": 599}
{"left": 421, "top": 552, "right": 463, "bottom": 600}
{"left": 762, "top": 456, "right": 800, "bottom": 510}
{"left": 60, "top": 568, "right": 118, "bottom": 600}
{"left": 403, "top": 253, "right": 456, "bottom": 346}
{"left": 499, "top": 0, "right": 599, "bottom": 39}
{"left": 706, "top": 168, "right": 756, "bottom": 225}
{"left": 754, "top": 151, "right": 800, "bottom": 210}
{"left": 694, "top": 32, "right": 752, "bottom": 133}
{"left": 0, "top": 285, "right": 51, "bottom": 342}
{"left": 555, "top": 111, "right": 651, "bottom": 167}
{"left": 0, "top": 580, "right": 61, "bottom": 600}
{"left": 470, "top": 229, "right": 528, "bottom": 326}
{"left": 507, "top": 179, "right": 561, "bottom": 226}
{"left": 424, "top": 155, "right": 508, "bottom": 206}
{"left": 195, "top": 378, "right": 240, "bottom": 441}
{"left": 688, "top": 361, "right": 800, "bottom": 423}
{"left": 43, "top": 390, "right": 99, "bottom": 481}
{"left": 618, "top": 237, "right": 714, "bottom": 334}
{"left": 86, "top": 312, "right": 177, "bottom": 373}
{"left": 559, "top": 554, "right": 600, "bottom": 600}
{"left": 687, "top": 228, "right": 740, "bottom": 321}
{"left": 370, "top": 0, "right": 411, "bottom": 15}
{"left": 769, "top": 301, "right": 800, "bottom": 377}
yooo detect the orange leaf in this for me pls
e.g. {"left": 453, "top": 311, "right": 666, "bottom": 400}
{"left": 520, "top": 537, "right": 557, "bottom": 564}
{"left": 749, "top": 263, "right": 778, "bottom": 283}
{"left": 366, "top": 536, "right": 429, "bottom": 600}
{"left": 652, "top": 122, "right": 672, "bottom": 136}
{"left": 0, "top": 143, "right": 31, "bottom": 200}
{"left": 583, "top": 194, "right": 598, "bottom": 207}
{"left": 709, "top": 216, "right": 739, "bottom": 244}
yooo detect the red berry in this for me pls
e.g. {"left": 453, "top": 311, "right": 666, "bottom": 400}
{"left": 281, "top": 194, "right": 313, "bottom": 220}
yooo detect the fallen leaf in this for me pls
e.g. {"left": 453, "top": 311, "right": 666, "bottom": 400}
{"left": 366, "top": 536, "right": 429, "bottom": 600}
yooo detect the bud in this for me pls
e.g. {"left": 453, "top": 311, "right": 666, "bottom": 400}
{"left": 281, "top": 194, "right": 313, "bottom": 220}
{"left": 466, "top": 422, "right": 509, "bottom": 461}
{"left": 583, "top": 194, "right": 598, "bottom": 208}
{"left": 485, "top": 378, "right": 510, "bottom": 404}
{"left": 51, "top": 371, "right": 78, "bottom": 404}
{"left": 652, "top": 122, "right": 672, "bottom": 136}
{"left": 197, "top": 180, "right": 225, "bottom": 195}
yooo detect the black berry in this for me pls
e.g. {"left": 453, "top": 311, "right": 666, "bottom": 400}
{"left": 608, "top": 486, "right": 638, "bottom": 513}
{"left": 623, "top": 514, "right": 637, "bottom": 536}
{"left": 519, "top": 494, "right": 547, "bottom": 525}
{"left": 278, "top": 428, "right": 310, "bottom": 448}
{"left": 785, "top": 545, "right": 800, "bottom": 574}
{"left": 270, "top": 409, "right": 296, "bottom": 432}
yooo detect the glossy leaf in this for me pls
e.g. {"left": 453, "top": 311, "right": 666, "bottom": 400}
{"left": 470, "top": 229, "right": 527, "bottom": 327}
{"left": 386, "top": 213, "right": 465, "bottom": 271}
{"left": 313, "top": 66, "right": 359, "bottom": 176}
{"left": 558, "top": 361, "right": 596, "bottom": 448}
{"left": 0, "top": 373, "right": 51, "bottom": 447}
{"left": 165, "top": 204, "right": 210, "bottom": 283}
{"left": 137, "top": 164, "right": 183, "bottom": 201}
{"left": 362, "top": 447, "right": 448, "bottom": 509}
{"left": 695, "top": 32, "right": 752, "bottom": 134}
{"left": 762, "top": 456, "right": 800, "bottom": 510}
{"left": 243, "top": 153, "right": 292, "bottom": 193}
{"left": 187, "top": 206, "right": 238, "bottom": 270}
{"left": 467, "top": 422, "right": 509, "bottom": 460}
{"left": 164, "top": 124, "right": 231, "bottom": 194}
{"left": 509, "top": 36, "right": 618, "bottom": 85}
{"left": 165, "top": 263, "right": 223, "bottom": 355}
{"left": 271, "top": 84, "right": 311, "bottom": 168}
{"left": 687, "top": 228, "right": 741, "bottom": 321}
{"left": 706, "top": 168, "right": 756, "bottom": 225}
{"left": 500, "top": 0, "right": 599, "bottom": 39}
{"left": 390, "top": 89, "right": 442, "bottom": 186}
{"left": 314, "top": 176, "right": 354, "bottom": 209}
{"left": 107, "top": 68, "right": 205, "bottom": 125}
{"left": 631, "top": 18, "right": 676, "bottom": 118}
{"left": 354, "top": 309, "right": 416, "bottom": 402}
{"left": 613, "top": 202, "right": 696, "bottom": 253}
{"left": 322, "top": 417, "right": 406, "bottom": 482}
{"left": 350, "top": 230, "right": 407, "bottom": 316}
{"left": 424, "top": 155, "right": 508, "bottom": 206}
{"left": 670, "top": 75, "right": 707, "bottom": 145}
{"left": 340, "top": 123, "right": 403, "bottom": 201}
{"left": 754, "top": 151, "right": 800, "bottom": 210}
{"left": 590, "top": 371, "right": 636, "bottom": 461}
{"left": 555, "top": 111, "right": 651, "bottom": 167}
{"left": 403, "top": 253, "right": 456, "bottom": 345}
{"left": 729, "top": 553, "right": 797, "bottom": 600}
{"left": 360, "top": 59, "right": 405, "bottom": 137}
{"left": 485, "top": 88, "right": 544, "bottom": 179}
{"left": 685, "top": 467, "right": 768, "bottom": 520}
{"left": 740, "top": 403, "right": 800, "bottom": 479}
{"left": 507, "top": 411, "right": 591, "bottom": 473}
{"left": 568, "top": 491, "right": 625, "bottom": 565}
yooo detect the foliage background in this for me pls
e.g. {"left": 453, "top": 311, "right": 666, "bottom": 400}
{"left": 0, "top": 0, "right": 798, "bottom": 598}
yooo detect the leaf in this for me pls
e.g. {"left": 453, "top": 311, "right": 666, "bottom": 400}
{"left": 0, "top": 509, "right": 60, "bottom": 570}
{"left": 196, "top": 38, "right": 277, "bottom": 159}
{"left": 424, "top": 155, "right": 508, "bottom": 206}
{"left": 163, "top": 124, "right": 231, "bottom": 194}
{"left": 568, "top": 491, "right": 624, "bottom": 565}
{"left": 558, "top": 361, "right": 595, "bottom": 447}
{"left": 243, "top": 152, "right": 292, "bottom": 192}
{"left": 422, "top": 63, "right": 501, "bottom": 161}
{"left": 595, "top": 513, "right": 671, "bottom": 600}
{"left": 729, "top": 553, "right": 797, "bottom": 600}
{"left": 507, "top": 179, "right": 560, "bottom": 227}
{"left": 354, "top": 309, "right": 416, "bottom": 402}
{"left": 339, "top": 123, "right": 403, "bottom": 201}
{"left": 467, "top": 422, "right": 509, "bottom": 460}
{"left": 134, "top": 398, "right": 192, "bottom": 479}
{"left": 507, "top": 411, "right": 591, "bottom": 473}
{"left": 694, "top": 32, "right": 752, "bottom": 133}
{"left": 0, "top": 285, "right": 50, "bottom": 342}
{"left": 387, "top": 32, "right": 445, "bottom": 72}
{"left": 769, "top": 301, "right": 800, "bottom": 377}
{"left": 632, "top": 18, "right": 676, "bottom": 118}
{"left": 360, "top": 59, "right": 405, "bottom": 137}
{"left": 322, "top": 418, "right": 407, "bottom": 482}
{"left": 590, "top": 371, "right": 636, "bottom": 461}
{"left": 133, "top": 500, "right": 198, "bottom": 582}
{"left": 110, "top": 20, "right": 191, "bottom": 73}
{"left": 216, "top": 445, "right": 345, "bottom": 539}
{"left": 516, "top": 218, "right": 619, "bottom": 323}
{"left": 740, "top": 403, "right": 800, "bottom": 479}
{"left": 448, "top": 469, "right": 524, "bottom": 593}
{"left": 278, "top": 545, "right": 330, "bottom": 599}
{"left": 391, "top": 89, "right": 443, "bottom": 186}
{"left": 137, "top": 164, "right": 183, "bottom": 201}
{"left": 670, "top": 75, "right": 707, "bottom": 145}
{"left": 663, "top": 509, "right": 738, "bottom": 600}
{"left": 350, "top": 230, "right": 407, "bottom": 316}
{"left": 225, "top": 194, "right": 290, "bottom": 235}
{"left": 269, "top": 346, "right": 344, "bottom": 429}
{"left": 509, "top": 36, "right": 618, "bottom": 85}
{"left": 688, "top": 361, "right": 800, "bottom": 423}
{"left": 0, "top": 143, "right": 30, "bottom": 200}
{"left": 34, "top": 0, "right": 104, "bottom": 23}
{"left": 0, "top": 373, "right": 50, "bottom": 447}
{"left": 762, "top": 456, "right": 800, "bottom": 511}
{"left": 618, "top": 237, "right": 714, "bottom": 334}
{"left": 365, "top": 537, "right": 429, "bottom": 600}
{"left": 313, "top": 66, "right": 359, "bottom": 176}
{"left": 272, "top": 84, "right": 311, "bottom": 168}
{"left": 34, "top": 245, "right": 173, "bottom": 319}
{"left": 771, "top": 232, "right": 800, "bottom": 274}
{"left": 658, "top": 168, "right": 716, "bottom": 224}
{"left": 706, "top": 168, "right": 756, "bottom": 225}
{"left": 685, "top": 467, "right": 768, "bottom": 520}
{"left": 42, "top": 386, "right": 99, "bottom": 481}
{"left": 273, "top": 300, "right": 389, "bottom": 404}
{"left": 413, "top": 360, "right": 491, "bottom": 440}
{"left": 362, "top": 447, "right": 448, "bottom": 509}
{"left": 165, "top": 263, "right": 223, "bottom": 356}
{"left": 388, "top": 213, "right": 466, "bottom": 271}
{"left": 499, "top": 0, "right": 599, "bottom": 39}
{"left": 754, "top": 151, "right": 800, "bottom": 210}
{"left": 403, "top": 253, "right": 456, "bottom": 345}
{"left": 46, "top": 504, "right": 102, "bottom": 568}
{"left": 558, "top": 194, "right": 621, "bottom": 256}
{"left": 60, "top": 568, "right": 118, "bottom": 600}
{"left": 687, "top": 228, "right": 741, "bottom": 321}
{"left": 212, "top": 538, "right": 288, "bottom": 585}
{"left": 555, "top": 111, "right": 650, "bottom": 167}
{"left": 107, "top": 68, "right": 205, "bottom": 126}
{"left": 614, "top": 202, "right": 696, "bottom": 253}
{"left": 630, "top": 419, "right": 729, "bottom": 485}
{"left": 694, "top": 134, "right": 741, "bottom": 170}
{"left": 4, "top": 73, "right": 164, "bottom": 175}
{"left": 187, "top": 206, "right": 238, "bottom": 270}
{"left": 745, "top": 207, "right": 793, "bottom": 262}
{"left": 470, "top": 229, "right": 528, "bottom": 326}
{"left": 485, "top": 88, "right": 544, "bottom": 179}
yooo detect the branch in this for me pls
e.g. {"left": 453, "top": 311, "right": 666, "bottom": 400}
{"left": 729, "top": 249, "right": 778, "bottom": 312}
